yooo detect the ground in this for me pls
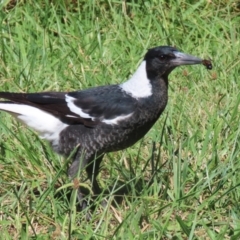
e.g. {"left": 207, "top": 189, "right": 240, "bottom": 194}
{"left": 0, "top": 0, "right": 239, "bottom": 239}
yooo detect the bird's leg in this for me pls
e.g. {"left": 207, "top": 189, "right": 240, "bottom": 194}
{"left": 68, "top": 152, "right": 90, "bottom": 211}
{"left": 86, "top": 154, "right": 107, "bottom": 207}
{"left": 86, "top": 154, "right": 104, "bottom": 195}
{"left": 68, "top": 151, "right": 105, "bottom": 214}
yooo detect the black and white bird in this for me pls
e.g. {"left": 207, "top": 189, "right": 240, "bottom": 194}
{"left": 0, "top": 46, "right": 206, "bottom": 211}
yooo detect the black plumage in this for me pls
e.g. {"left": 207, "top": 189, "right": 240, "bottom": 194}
{"left": 0, "top": 46, "right": 208, "bottom": 212}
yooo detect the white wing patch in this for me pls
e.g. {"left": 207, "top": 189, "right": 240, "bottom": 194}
{"left": 102, "top": 113, "right": 133, "bottom": 125}
{"left": 120, "top": 61, "right": 152, "bottom": 98}
{"left": 65, "top": 95, "right": 133, "bottom": 125}
{"left": 65, "top": 95, "right": 92, "bottom": 119}
{"left": 0, "top": 103, "right": 68, "bottom": 146}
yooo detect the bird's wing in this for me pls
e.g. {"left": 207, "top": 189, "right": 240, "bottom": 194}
{"left": 0, "top": 87, "right": 137, "bottom": 127}
{"left": 66, "top": 86, "right": 137, "bottom": 126}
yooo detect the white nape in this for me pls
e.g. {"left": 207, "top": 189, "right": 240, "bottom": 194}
{"left": 0, "top": 103, "right": 67, "bottom": 145}
{"left": 120, "top": 61, "right": 152, "bottom": 98}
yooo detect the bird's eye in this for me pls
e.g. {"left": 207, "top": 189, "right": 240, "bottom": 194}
{"left": 159, "top": 55, "right": 167, "bottom": 60}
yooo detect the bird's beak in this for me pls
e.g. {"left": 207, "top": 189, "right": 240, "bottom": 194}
{"left": 172, "top": 51, "right": 202, "bottom": 66}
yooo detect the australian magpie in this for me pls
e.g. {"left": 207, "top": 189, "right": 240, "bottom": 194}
{"left": 0, "top": 46, "right": 210, "bottom": 212}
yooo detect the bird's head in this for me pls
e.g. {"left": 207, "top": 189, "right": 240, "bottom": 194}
{"left": 144, "top": 46, "right": 203, "bottom": 79}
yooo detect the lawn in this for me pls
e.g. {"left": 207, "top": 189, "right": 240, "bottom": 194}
{"left": 0, "top": 0, "right": 239, "bottom": 239}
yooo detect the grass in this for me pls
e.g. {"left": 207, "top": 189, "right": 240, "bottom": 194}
{"left": 0, "top": 0, "right": 239, "bottom": 239}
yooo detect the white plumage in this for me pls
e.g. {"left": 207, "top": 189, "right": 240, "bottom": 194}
{"left": 0, "top": 103, "right": 67, "bottom": 144}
